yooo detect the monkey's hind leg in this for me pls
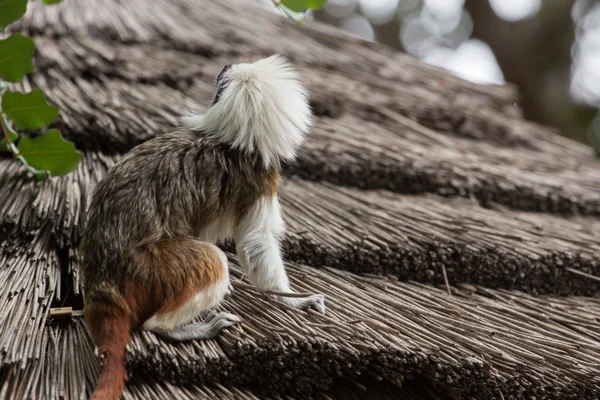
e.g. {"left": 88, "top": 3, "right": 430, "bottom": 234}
{"left": 139, "top": 241, "right": 240, "bottom": 341}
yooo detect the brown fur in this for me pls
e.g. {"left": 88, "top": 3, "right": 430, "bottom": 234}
{"left": 85, "top": 288, "right": 131, "bottom": 400}
{"left": 86, "top": 314, "right": 130, "bottom": 400}
{"left": 123, "top": 239, "right": 225, "bottom": 325}
{"left": 84, "top": 239, "right": 227, "bottom": 400}
{"left": 81, "top": 129, "right": 280, "bottom": 400}
{"left": 82, "top": 130, "right": 279, "bottom": 293}
{"left": 79, "top": 53, "right": 310, "bottom": 399}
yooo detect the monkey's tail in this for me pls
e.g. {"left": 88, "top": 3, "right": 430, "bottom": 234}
{"left": 85, "top": 281, "right": 132, "bottom": 400}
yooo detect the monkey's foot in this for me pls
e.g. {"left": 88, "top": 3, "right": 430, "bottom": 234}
{"left": 281, "top": 294, "right": 326, "bottom": 315}
{"left": 152, "top": 312, "right": 241, "bottom": 341}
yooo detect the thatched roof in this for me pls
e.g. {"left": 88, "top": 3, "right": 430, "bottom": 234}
{"left": 1, "top": 0, "right": 600, "bottom": 398}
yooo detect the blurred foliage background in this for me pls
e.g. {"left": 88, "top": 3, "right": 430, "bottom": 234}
{"left": 261, "top": 0, "right": 600, "bottom": 155}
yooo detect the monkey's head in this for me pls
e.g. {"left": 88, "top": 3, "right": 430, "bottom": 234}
{"left": 182, "top": 55, "right": 313, "bottom": 168}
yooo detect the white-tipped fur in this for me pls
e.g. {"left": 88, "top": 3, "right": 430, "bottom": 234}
{"left": 181, "top": 55, "right": 313, "bottom": 168}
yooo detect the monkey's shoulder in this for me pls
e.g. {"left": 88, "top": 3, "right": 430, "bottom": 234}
{"left": 105, "top": 131, "right": 218, "bottom": 174}
{"left": 122, "top": 129, "right": 210, "bottom": 159}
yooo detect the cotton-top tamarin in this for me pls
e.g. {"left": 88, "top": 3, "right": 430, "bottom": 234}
{"left": 80, "top": 55, "right": 325, "bottom": 400}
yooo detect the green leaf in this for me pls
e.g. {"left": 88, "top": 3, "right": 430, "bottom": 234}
{"left": 0, "top": 34, "right": 35, "bottom": 82}
{"left": 2, "top": 89, "right": 59, "bottom": 130}
{"left": 41, "top": 0, "right": 62, "bottom": 4}
{"left": 0, "top": 115, "right": 18, "bottom": 153}
{"left": 0, "top": 129, "right": 18, "bottom": 152}
{"left": 0, "top": 0, "right": 28, "bottom": 28}
{"left": 280, "top": 0, "right": 327, "bottom": 12}
{"left": 18, "top": 129, "right": 82, "bottom": 176}
{"left": 278, "top": 5, "right": 306, "bottom": 25}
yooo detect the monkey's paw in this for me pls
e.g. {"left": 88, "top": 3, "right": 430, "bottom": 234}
{"left": 282, "top": 294, "right": 326, "bottom": 315}
{"left": 224, "top": 283, "right": 234, "bottom": 300}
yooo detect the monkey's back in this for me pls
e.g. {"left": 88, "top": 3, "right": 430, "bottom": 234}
{"left": 80, "top": 130, "right": 279, "bottom": 290}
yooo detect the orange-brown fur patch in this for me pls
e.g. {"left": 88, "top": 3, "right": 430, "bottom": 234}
{"left": 123, "top": 239, "right": 225, "bottom": 326}
{"left": 85, "top": 303, "right": 130, "bottom": 400}
{"left": 85, "top": 239, "right": 225, "bottom": 400}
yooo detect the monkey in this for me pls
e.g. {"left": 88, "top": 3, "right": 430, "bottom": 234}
{"left": 80, "top": 55, "right": 326, "bottom": 400}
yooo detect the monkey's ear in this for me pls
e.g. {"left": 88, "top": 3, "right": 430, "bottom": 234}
{"left": 215, "top": 64, "right": 232, "bottom": 83}
{"left": 212, "top": 64, "right": 233, "bottom": 106}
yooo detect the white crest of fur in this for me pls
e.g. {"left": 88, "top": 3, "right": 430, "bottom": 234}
{"left": 181, "top": 55, "right": 313, "bottom": 168}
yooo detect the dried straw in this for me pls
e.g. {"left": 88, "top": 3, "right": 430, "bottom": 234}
{"left": 4, "top": 0, "right": 598, "bottom": 215}
{"left": 0, "top": 0, "right": 599, "bottom": 399}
